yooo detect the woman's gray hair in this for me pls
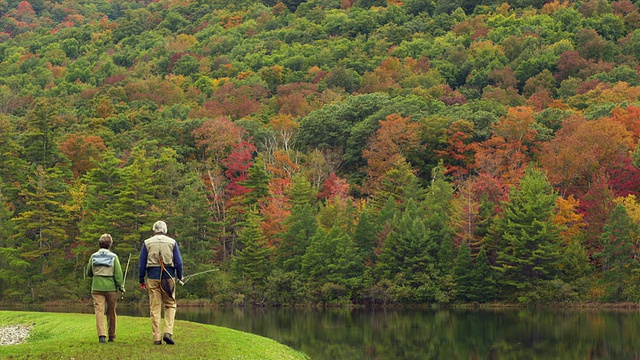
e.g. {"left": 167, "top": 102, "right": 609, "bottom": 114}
{"left": 98, "top": 234, "right": 113, "bottom": 249}
{"left": 153, "top": 221, "right": 168, "bottom": 234}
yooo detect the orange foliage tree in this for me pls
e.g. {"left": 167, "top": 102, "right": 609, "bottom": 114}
{"left": 199, "top": 82, "right": 268, "bottom": 120}
{"left": 539, "top": 115, "right": 633, "bottom": 195}
{"left": 610, "top": 105, "right": 640, "bottom": 140}
{"left": 260, "top": 189, "right": 291, "bottom": 248}
{"left": 362, "top": 114, "right": 421, "bottom": 194}
{"left": 473, "top": 106, "right": 538, "bottom": 187}
{"left": 275, "top": 82, "right": 320, "bottom": 118}
{"left": 59, "top": 133, "right": 107, "bottom": 178}
{"left": 193, "top": 116, "right": 246, "bottom": 164}
{"left": 436, "top": 120, "right": 475, "bottom": 181}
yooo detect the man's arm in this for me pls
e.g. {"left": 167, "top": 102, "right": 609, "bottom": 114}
{"left": 114, "top": 256, "right": 124, "bottom": 290}
{"left": 173, "top": 243, "right": 183, "bottom": 280}
{"left": 138, "top": 245, "right": 148, "bottom": 284}
{"left": 86, "top": 256, "right": 93, "bottom": 278}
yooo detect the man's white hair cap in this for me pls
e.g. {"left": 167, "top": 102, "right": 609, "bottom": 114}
{"left": 153, "top": 221, "right": 168, "bottom": 234}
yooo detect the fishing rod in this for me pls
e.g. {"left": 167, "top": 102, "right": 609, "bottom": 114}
{"left": 180, "top": 269, "right": 219, "bottom": 285}
{"left": 121, "top": 253, "right": 131, "bottom": 300}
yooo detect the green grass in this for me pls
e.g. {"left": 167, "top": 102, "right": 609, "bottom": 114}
{"left": 0, "top": 311, "right": 310, "bottom": 360}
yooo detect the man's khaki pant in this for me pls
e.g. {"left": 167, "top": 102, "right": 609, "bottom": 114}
{"left": 92, "top": 291, "right": 117, "bottom": 339}
{"left": 147, "top": 278, "right": 176, "bottom": 341}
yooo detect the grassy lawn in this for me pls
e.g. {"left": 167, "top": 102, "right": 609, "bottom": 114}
{"left": 0, "top": 311, "right": 310, "bottom": 360}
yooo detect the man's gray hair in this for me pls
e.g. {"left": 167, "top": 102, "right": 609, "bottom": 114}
{"left": 99, "top": 234, "right": 113, "bottom": 249}
{"left": 153, "top": 221, "right": 168, "bottom": 234}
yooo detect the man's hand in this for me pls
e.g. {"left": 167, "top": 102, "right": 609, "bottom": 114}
{"left": 140, "top": 283, "right": 147, "bottom": 290}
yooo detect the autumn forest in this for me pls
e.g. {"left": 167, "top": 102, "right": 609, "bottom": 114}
{"left": 2, "top": 0, "right": 640, "bottom": 306}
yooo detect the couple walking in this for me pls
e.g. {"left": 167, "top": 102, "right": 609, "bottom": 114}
{"left": 85, "top": 220, "right": 184, "bottom": 345}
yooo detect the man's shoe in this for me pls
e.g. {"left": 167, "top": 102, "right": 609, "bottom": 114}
{"left": 108, "top": 337, "right": 114, "bottom": 342}
{"left": 99, "top": 336, "right": 106, "bottom": 343}
{"left": 163, "top": 333, "right": 175, "bottom": 345}
{"left": 153, "top": 340, "right": 162, "bottom": 345}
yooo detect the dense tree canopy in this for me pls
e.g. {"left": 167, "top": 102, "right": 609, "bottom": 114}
{"left": 1, "top": 0, "right": 640, "bottom": 305}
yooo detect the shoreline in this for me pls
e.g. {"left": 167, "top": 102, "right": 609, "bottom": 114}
{"left": 3, "top": 300, "right": 640, "bottom": 310}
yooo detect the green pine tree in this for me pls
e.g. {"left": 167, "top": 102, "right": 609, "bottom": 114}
{"left": 12, "top": 166, "right": 70, "bottom": 301}
{"left": 112, "top": 147, "right": 162, "bottom": 254}
{"left": 353, "top": 208, "right": 379, "bottom": 266}
{"left": 377, "top": 199, "right": 439, "bottom": 303}
{"left": 0, "top": 189, "right": 14, "bottom": 247}
{"left": 232, "top": 208, "right": 273, "bottom": 298}
{"left": 470, "top": 247, "right": 497, "bottom": 303}
{"left": 370, "top": 160, "right": 421, "bottom": 211}
{"left": 20, "top": 98, "right": 64, "bottom": 169}
{"left": 454, "top": 239, "right": 475, "bottom": 302}
{"left": 276, "top": 203, "right": 318, "bottom": 273}
{"left": 424, "top": 161, "right": 455, "bottom": 268}
{"left": 493, "top": 167, "right": 563, "bottom": 302}
{"left": 597, "top": 203, "right": 638, "bottom": 301}
{"left": 240, "top": 157, "right": 271, "bottom": 207}
{"left": 0, "top": 117, "right": 28, "bottom": 206}
{"left": 559, "top": 238, "right": 592, "bottom": 282}
{"left": 288, "top": 173, "right": 316, "bottom": 208}
{"left": 301, "top": 226, "right": 363, "bottom": 304}
{"left": 377, "top": 196, "right": 398, "bottom": 226}
{"left": 454, "top": 242, "right": 497, "bottom": 303}
{"left": 153, "top": 147, "right": 187, "bottom": 217}
{"left": 76, "top": 150, "right": 126, "bottom": 266}
{"left": 368, "top": 196, "right": 397, "bottom": 283}
{"left": 168, "top": 174, "right": 218, "bottom": 265}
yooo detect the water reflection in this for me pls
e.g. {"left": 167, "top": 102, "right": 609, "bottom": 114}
{"left": 5, "top": 305, "right": 640, "bottom": 359}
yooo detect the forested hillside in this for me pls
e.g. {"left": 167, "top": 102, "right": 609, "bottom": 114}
{"left": 2, "top": 0, "right": 640, "bottom": 305}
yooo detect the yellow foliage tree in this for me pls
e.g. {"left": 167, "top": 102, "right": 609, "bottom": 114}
{"left": 554, "top": 195, "right": 585, "bottom": 243}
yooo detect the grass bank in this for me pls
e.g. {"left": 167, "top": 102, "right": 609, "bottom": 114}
{"left": 0, "top": 311, "right": 309, "bottom": 360}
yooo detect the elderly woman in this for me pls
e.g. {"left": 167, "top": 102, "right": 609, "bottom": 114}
{"left": 86, "top": 234, "right": 125, "bottom": 343}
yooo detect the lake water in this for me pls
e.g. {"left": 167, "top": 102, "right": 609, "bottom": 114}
{"left": 5, "top": 305, "right": 640, "bottom": 359}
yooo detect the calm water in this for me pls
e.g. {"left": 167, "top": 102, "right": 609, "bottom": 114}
{"left": 6, "top": 305, "right": 640, "bottom": 359}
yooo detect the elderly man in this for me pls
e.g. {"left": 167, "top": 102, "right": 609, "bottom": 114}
{"left": 138, "top": 221, "right": 184, "bottom": 345}
{"left": 87, "top": 234, "right": 124, "bottom": 343}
